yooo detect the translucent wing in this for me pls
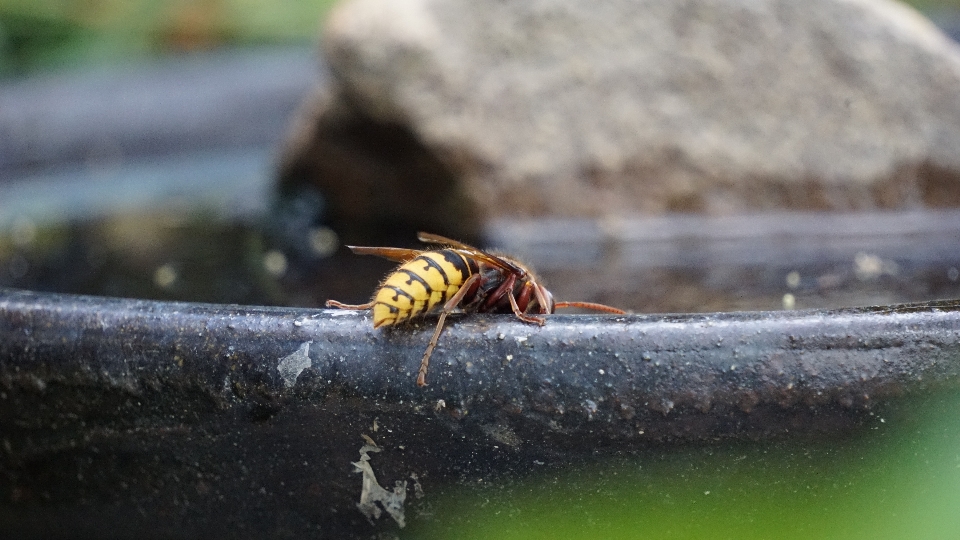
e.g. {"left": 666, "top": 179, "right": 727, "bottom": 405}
{"left": 416, "top": 232, "right": 480, "bottom": 250}
{"left": 346, "top": 246, "right": 423, "bottom": 263}
{"left": 417, "top": 232, "right": 524, "bottom": 275}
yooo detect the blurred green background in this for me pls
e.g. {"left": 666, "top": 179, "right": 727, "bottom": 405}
{"left": 413, "top": 389, "right": 960, "bottom": 540}
{"left": 0, "top": 0, "right": 337, "bottom": 76}
{"left": 0, "top": 0, "right": 958, "bottom": 76}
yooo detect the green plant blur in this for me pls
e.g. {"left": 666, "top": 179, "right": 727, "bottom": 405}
{"left": 412, "top": 390, "right": 960, "bottom": 539}
{"left": 0, "top": 0, "right": 337, "bottom": 75}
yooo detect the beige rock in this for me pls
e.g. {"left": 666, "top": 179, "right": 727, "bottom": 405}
{"left": 280, "top": 0, "right": 960, "bottom": 235}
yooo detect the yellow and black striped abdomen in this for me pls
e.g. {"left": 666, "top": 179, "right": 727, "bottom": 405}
{"left": 371, "top": 249, "right": 477, "bottom": 328}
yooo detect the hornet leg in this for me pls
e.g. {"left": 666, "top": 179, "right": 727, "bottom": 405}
{"left": 325, "top": 299, "right": 376, "bottom": 310}
{"left": 417, "top": 273, "right": 482, "bottom": 387}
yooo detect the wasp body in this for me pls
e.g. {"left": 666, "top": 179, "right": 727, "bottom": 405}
{"left": 370, "top": 249, "right": 479, "bottom": 328}
{"left": 326, "top": 232, "right": 625, "bottom": 386}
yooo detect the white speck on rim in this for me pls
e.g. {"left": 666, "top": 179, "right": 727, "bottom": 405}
{"left": 353, "top": 438, "right": 407, "bottom": 528}
{"left": 278, "top": 341, "right": 312, "bottom": 388}
{"left": 327, "top": 309, "right": 361, "bottom": 317}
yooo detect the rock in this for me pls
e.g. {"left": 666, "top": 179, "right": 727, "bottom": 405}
{"left": 279, "top": 0, "right": 960, "bottom": 236}
{"left": 277, "top": 86, "right": 480, "bottom": 243}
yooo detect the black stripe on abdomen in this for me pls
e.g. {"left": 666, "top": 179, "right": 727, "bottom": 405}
{"left": 440, "top": 249, "right": 475, "bottom": 281}
{"left": 400, "top": 268, "right": 432, "bottom": 292}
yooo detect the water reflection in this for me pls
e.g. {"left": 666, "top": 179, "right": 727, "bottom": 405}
{"left": 4, "top": 209, "right": 960, "bottom": 314}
